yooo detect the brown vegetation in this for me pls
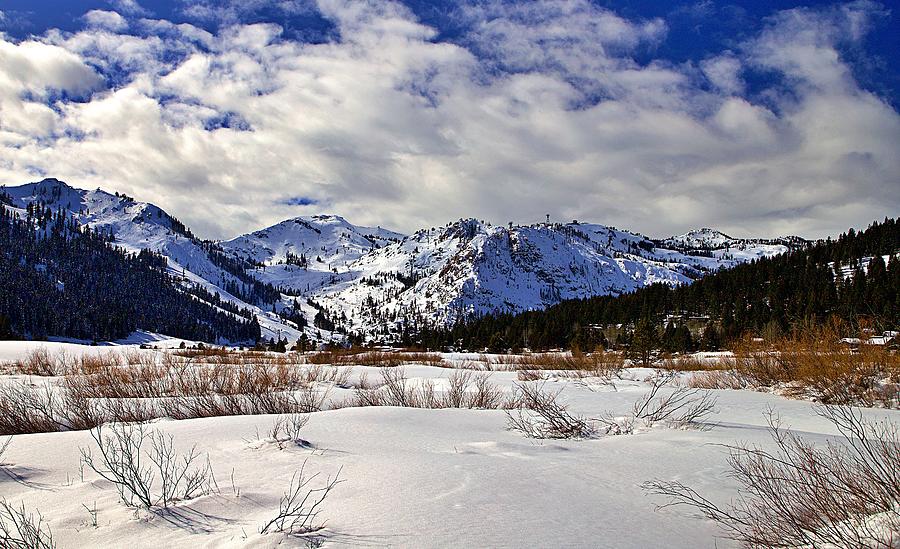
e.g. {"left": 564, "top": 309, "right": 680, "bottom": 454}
{"left": 659, "top": 354, "right": 729, "bottom": 372}
{"left": 0, "top": 350, "right": 351, "bottom": 435}
{"left": 307, "top": 348, "right": 445, "bottom": 367}
{"left": 480, "top": 350, "right": 625, "bottom": 375}
{"left": 727, "top": 326, "right": 899, "bottom": 407}
{"left": 686, "top": 370, "right": 751, "bottom": 390}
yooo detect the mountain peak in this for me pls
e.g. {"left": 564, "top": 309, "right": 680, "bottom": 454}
{"left": 688, "top": 227, "right": 731, "bottom": 238}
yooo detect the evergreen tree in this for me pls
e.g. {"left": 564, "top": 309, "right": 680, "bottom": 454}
{"left": 627, "top": 317, "right": 658, "bottom": 367}
{"left": 700, "top": 323, "right": 721, "bottom": 351}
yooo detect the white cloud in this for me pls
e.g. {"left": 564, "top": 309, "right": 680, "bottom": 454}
{"left": 110, "top": 0, "right": 150, "bottom": 17}
{"left": 701, "top": 53, "right": 743, "bottom": 95}
{"left": 457, "top": 0, "right": 668, "bottom": 106}
{"left": 181, "top": 0, "right": 317, "bottom": 26}
{"left": 83, "top": 10, "right": 129, "bottom": 32}
{"left": 0, "top": 39, "right": 103, "bottom": 137}
{"left": 0, "top": 0, "right": 896, "bottom": 241}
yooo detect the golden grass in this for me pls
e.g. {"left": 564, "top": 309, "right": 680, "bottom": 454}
{"left": 685, "top": 370, "right": 751, "bottom": 390}
{"left": 724, "top": 326, "right": 899, "bottom": 407}
{"left": 479, "top": 350, "right": 625, "bottom": 375}
{"left": 307, "top": 348, "right": 445, "bottom": 367}
{"left": 659, "top": 355, "right": 731, "bottom": 372}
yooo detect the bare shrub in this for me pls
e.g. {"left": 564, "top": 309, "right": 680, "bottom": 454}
{"left": 516, "top": 369, "right": 545, "bottom": 382}
{"left": 269, "top": 414, "right": 311, "bottom": 450}
{"left": 467, "top": 372, "right": 507, "bottom": 409}
{"left": 0, "top": 351, "right": 347, "bottom": 435}
{"left": 20, "top": 348, "right": 57, "bottom": 376}
{"left": 158, "top": 385, "right": 325, "bottom": 420}
{"left": 590, "top": 374, "right": 716, "bottom": 436}
{"left": 63, "top": 359, "right": 330, "bottom": 422}
{"left": 4, "top": 347, "right": 81, "bottom": 376}
{"left": 308, "top": 348, "right": 445, "bottom": 368}
{"left": 171, "top": 347, "right": 234, "bottom": 359}
{"left": 478, "top": 354, "right": 523, "bottom": 371}
{"left": 440, "top": 370, "right": 506, "bottom": 409}
{"left": 643, "top": 405, "right": 900, "bottom": 548}
{"left": 660, "top": 355, "right": 729, "bottom": 372}
{"left": 305, "top": 349, "right": 343, "bottom": 365}
{"left": 80, "top": 423, "right": 216, "bottom": 509}
{"left": 484, "top": 351, "right": 626, "bottom": 375}
{"left": 686, "top": 370, "right": 750, "bottom": 390}
{"left": 506, "top": 383, "right": 596, "bottom": 439}
{"left": 300, "top": 364, "right": 352, "bottom": 387}
{"left": 442, "top": 370, "right": 474, "bottom": 408}
{"left": 0, "top": 383, "right": 64, "bottom": 435}
{"left": 506, "top": 374, "right": 716, "bottom": 438}
{"left": 350, "top": 368, "right": 510, "bottom": 410}
{"left": 77, "top": 352, "right": 124, "bottom": 375}
{"left": 260, "top": 461, "right": 342, "bottom": 536}
{"left": 0, "top": 500, "right": 55, "bottom": 549}
{"left": 0, "top": 437, "right": 10, "bottom": 465}
{"left": 630, "top": 373, "right": 718, "bottom": 428}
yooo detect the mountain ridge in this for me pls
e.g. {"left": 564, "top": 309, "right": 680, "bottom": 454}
{"left": 2, "top": 178, "right": 808, "bottom": 343}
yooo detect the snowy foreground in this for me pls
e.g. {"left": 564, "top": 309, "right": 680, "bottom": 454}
{"left": 1, "top": 341, "right": 897, "bottom": 548}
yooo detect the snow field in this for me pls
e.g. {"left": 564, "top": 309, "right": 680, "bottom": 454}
{"left": 1, "top": 341, "right": 898, "bottom": 548}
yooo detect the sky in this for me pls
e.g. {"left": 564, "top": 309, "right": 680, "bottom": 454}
{"left": 0, "top": 0, "right": 897, "bottom": 240}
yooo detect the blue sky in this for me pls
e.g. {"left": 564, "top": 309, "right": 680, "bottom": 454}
{"left": 0, "top": 0, "right": 898, "bottom": 239}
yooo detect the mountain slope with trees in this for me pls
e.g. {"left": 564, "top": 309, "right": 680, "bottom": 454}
{"left": 0, "top": 198, "right": 260, "bottom": 343}
{"left": 422, "top": 218, "right": 899, "bottom": 351}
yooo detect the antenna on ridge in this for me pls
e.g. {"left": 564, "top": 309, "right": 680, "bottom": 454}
{"left": 546, "top": 213, "right": 550, "bottom": 224}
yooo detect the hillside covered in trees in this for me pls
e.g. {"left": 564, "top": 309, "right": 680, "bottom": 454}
{"left": 0, "top": 198, "right": 261, "bottom": 343}
{"left": 416, "top": 218, "right": 899, "bottom": 351}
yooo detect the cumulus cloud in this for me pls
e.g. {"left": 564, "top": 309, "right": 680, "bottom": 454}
{"left": 83, "top": 10, "right": 129, "bottom": 32}
{"left": 0, "top": 39, "right": 103, "bottom": 138}
{"left": 0, "top": 0, "right": 896, "bottom": 241}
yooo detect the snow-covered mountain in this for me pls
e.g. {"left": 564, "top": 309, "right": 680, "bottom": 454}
{"left": 223, "top": 215, "right": 402, "bottom": 267}
{"left": 3, "top": 178, "right": 806, "bottom": 343}
{"left": 661, "top": 228, "right": 802, "bottom": 262}
{"left": 2, "top": 178, "right": 306, "bottom": 342}
{"left": 220, "top": 215, "right": 403, "bottom": 294}
{"left": 302, "top": 219, "right": 801, "bottom": 338}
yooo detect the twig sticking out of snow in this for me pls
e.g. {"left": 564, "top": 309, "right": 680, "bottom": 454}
{"left": 0, "top": 499, "right": 55, "bottom": 549}
{"left": 0, "top": 436, "right": 10, "bottom": 463}
{"left": 268, "top": 414, "right": 311, "bottom": 450}
{"left": 259, "top": 460, "right": 343, "bottom": 537}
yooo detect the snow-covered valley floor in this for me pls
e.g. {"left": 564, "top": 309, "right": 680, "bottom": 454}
{"left": 1, "top": 342, "right": 897, "bottom": 548}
